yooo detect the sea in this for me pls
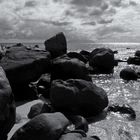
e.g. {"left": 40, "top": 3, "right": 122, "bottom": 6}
{"left": 3, "top": 42, "right": 140, "bottom": 140}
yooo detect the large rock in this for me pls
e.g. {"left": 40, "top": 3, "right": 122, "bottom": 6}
{"left": 51, "top": 55, "right": 91, "bottom": 81}
{"left": 44, "top": 32, "right": 67, "bottom": 58}
{"left": 127, "top": 56, "right": 140, "bottom": 65}
{"left": 50, "top": 79, "right": 108, "bottom": 117}
{"left": 0, "top": 67, "right": 16, "bottom": 140}
{"left": 89, "top": 48, "right": 115, "bottom": 74}
{"left": 79, "top": 50, "right": 91, "bottom": 61}
{"left": 36, "top": 73, "right": 51, "bottom": 98}
{"left": 10, "top": 112, "right": 70, "bottom": 140}
{"left": 135, "top": 50, "right": 140, "bottom": 57}
{"left": 67, "top": 52, "right": 88, "bottom": 63}
{"left": 0, "top": 45, "right": 51, "bottom": 100}
{"left": 120, "top": 68, "right": 138, "bottom": 80}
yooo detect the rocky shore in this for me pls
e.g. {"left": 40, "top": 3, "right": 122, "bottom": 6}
{"left": 0, "top": 32, "right": 139, "bottom": 140}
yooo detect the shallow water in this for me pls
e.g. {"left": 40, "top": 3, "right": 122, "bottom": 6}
{"left": 86, "top": 44, "right": 140, "bottom": 140}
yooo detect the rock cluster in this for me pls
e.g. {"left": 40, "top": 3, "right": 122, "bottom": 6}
{"left": 1, "top": 32, "right": 131, "bottom": 140}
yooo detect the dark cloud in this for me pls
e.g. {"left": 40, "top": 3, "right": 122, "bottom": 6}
{"left": 24, "top": 1, "right": 37, "bottom": 7}
{"left": 82, "top": 21, "right": 96, "bottom": 26}
{"left": 90, "top": 8, "right": 103, "bottom": 16}
{"left": 45, "top": 21, "right": 71, "bottom": 26}
{"left": 70, "top": 0, "right": 102, "bottom": 7}
{"left": 129, "top": 1, "right": 137, "bottom": 6}
{"left": 101, "top": 2, "right": 109, "bottom": 10}
{"left": 111, "top": 0, "right": 122, "bottom": 7}
{"left": 98, "top": 18, "right": 113, "bottom": 24}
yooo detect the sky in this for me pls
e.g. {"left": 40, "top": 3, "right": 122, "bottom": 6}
{"left": 0, "top": 0, "right": 140, "bottom": 43}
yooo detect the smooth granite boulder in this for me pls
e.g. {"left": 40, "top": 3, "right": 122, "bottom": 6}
{"left": 50, "top": 79, "right": 108, "bottom": 117}
{"left": 89, "top": 48, "right": 115, "bottom": 74}
{"left": 0, "top": 45, "right": 51, "bottom": 100}
{"left": 0, "top": 67, "right": 16, "bottom": 140}
{"left": 10, "top": 112, "right": 70, "bottom": 140}
{"left": 51, "top": 56, "right": 91, "bottom": 81}
{"left": 44, "top": 32, "right": 67, "bottom": 58}
{"left": 120, "top": 68, "right": 138, "bottom": 80}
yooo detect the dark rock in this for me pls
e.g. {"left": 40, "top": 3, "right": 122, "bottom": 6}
{"left": 79, "top": 50, "right": 91, "bottom": 60}
{"left": 0, "top": 45, "right": 51, "bottom": 101}
{"left": 15, "top": 43, "right": 24, "bottom": 47}
{"left": 66, "top": 115, "right": 88, "bottom": 132}
{"left": 113, "top": 50, "right": 118, "bottom": 54}
{"left": 28, "top": 101, "right": 53, "bottom": 119}
{"left": 10, "top": 112, "right": 70, "bottom": 140}
{"left": 108, "top": 103, "right": 136, "bottom": 120}
{"left": 0, "top": 67, "right": 16, "bottom": 140}
{"left": 44, "top": 32, "right": 67, "bottom": 58}
{"left": 37, "top": 74, "right": 51, "bottom": 98}
{"left": 127, "top": 57, "right": 140, "bottom": 65}
{"left": 135, "top": 50, "right": 140, "bottom": 57}
{"left": 51, "top": 56, "right": 91, "bottom": 81}
{"left": 50, "top": 79, "right": 108, "bottom": 117}
{"left": 67, "top": 52, "right": 88, "bottom": 63}
{"left": 59, "top": 131, "right": 97, "bottom": 140}
{"left": 120, "top": 68, "right": 138, "bottom": 80}
{"left": 89, "top": 48, "right": 115, "bottom": 74}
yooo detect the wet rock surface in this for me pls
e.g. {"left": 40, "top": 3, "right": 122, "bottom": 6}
{"left": 0, "top": 67, "right": 16, "bottom": 140}
{"left": 10, "top": 112, "right": 70, "bottom": 140}
{"left": 0, "top": 45, "right": 51, "bottom": 100}
{"left": 44, "top": 32, "right": 67, "bottom": 58}
{"left": 50, "top": 79, "right": 108, "bottom": 117}
{"left": 51, "top": 56, "right": 91, "bottom": 81}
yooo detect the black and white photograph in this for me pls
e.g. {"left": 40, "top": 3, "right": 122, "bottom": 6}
{"left": 0, "top": 0, "right": 140, "bottom": 139}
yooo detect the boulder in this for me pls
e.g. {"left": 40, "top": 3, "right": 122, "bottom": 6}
{"left": 10, "top": 112, "right": 70, "bottom": 140}
{"left": 0, "top": 67, "right": 16, "bottom": 140}
{"left": 51, "top": 56, "right": 91, "bottom": 81}
{"left": 36, "top": 73, "right": 51, "bottom": 98}
{"left": 120, "top": 68, "right": 138, "bottom": 80}
{"left": 27, "top": 101, "right": 53, "bottom": 119}
{"left": 0, "top": 45, "right": 51, "bottom": 100}
{"left": 127, "top": 56, "right": 140, "bottom": 65}
{"left": 79, "top": 50, "right": 91, "bottom": 61}
{"left": 135, "top": 50, "right": 140, "bottom": 57}
{"left": 50, "top": 79, "right": 108, "bottom": 117}
{"left": 66, "top": 115, "right": 88, "bottom": 132}
{"left": 67, "top": 52, "right": 88, "bottom": 63}
{"left": 89, "top": 48, "right": 115, "bottom": 74}
{"left": 44, "top": 32, "right": 67, "bottom": 58}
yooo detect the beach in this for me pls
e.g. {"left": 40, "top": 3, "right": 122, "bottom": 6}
{"left": 5, "top": 42, "right": 140, "bottom": 140}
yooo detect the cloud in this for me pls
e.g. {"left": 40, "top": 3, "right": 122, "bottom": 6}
{"left": 82, "top": 21, "right": 96, "bottom": 26}
{"left": 129, "top": 1, "right": 137, "bottom": 6}
{"left": 110, "top": 0, "right": 122, "bottom": 7}
{"left": 97, "top": 25, "right": 130, "bottom": 38}
{"left": 0, "top": 0, "right": 139, "bottom": 42}
{"left": 98, "top": 18, "right": 113, "bottom": 24}
{"left": 24, "top": 1, "right": 37, "bottom": 7}
{"left": 70, "top": 0, "right": 102, "bottom": 7}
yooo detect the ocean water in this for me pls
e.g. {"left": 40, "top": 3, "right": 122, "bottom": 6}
{"left": 3, "top": 42, "right": 140, "bottom": 140}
